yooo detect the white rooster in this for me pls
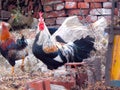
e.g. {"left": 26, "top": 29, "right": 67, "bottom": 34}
{"left": 32, "top": 12, "right": 108, "bottom": 70}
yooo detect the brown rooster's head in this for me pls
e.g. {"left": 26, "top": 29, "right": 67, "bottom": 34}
{"left": 38, "top": 12, "right": 44, "bottom": 31}
{"left": 0, "top": 22, "right": 11, "bottom": 42}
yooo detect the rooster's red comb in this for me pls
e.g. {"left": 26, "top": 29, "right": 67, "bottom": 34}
{"left": 39, "top": 12, "right": 43, "bottom": 21}
{"left": 38, "top": 12, "right": 44, "bottom": 31}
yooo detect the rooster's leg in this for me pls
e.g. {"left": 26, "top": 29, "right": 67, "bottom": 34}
{"left": 11, "top": 66, "right": 15, "bottom": 75}
{"left": 21, "top": 58, "right": 25, "bottom": 71}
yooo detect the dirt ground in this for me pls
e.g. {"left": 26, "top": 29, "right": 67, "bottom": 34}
{"left": 0, "top": 29, "right": 120, "bottom": 90}
{"left": 0, "top": 70, "right": 120, "bottom": 90}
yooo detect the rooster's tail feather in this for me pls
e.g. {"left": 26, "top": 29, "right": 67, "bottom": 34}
{"left": 16, "top": 35, "right": 28, "bottom": 50}
{"left": 73, "top": 36, "right": 95, "bottom": 61}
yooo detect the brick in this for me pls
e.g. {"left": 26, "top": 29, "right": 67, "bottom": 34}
{"left": 56, "top": 17, "right": 67, "bottom": 24}
{"left": 1, "top": 10, "right": 11, "bottom": 20}
{"left": 43, "top": 79, "right": 51, "bottom": 90}
{"left": 65, "top": 63, "right": 84, "bottom": 69}
{"left": 90, "top": 8, "right": 111, "bottom": 15}
{"left": 65, "top": 2, "right": 77, "bottom": 9}
{"left": 33, "top": 12, "right": 39, "bottom": 19}
{"left": 41, "top": 0, "right": 63, "bottom": 5}
{"left": 25, "top": 80, "right": 44, "bottom": 90}
{"left": 85, "top": 0, "right": 108, "bottom": 2}
{"left": 79, "top": 9, "right": 89, "bottom": 15}
{"left": 54, "top": 3, "right": 64, "bottom": 10}
{"left": 0, "top": 2, "right": 1, "bottom": 10}
{"left": 45, "top": 18, "right": 56, "bottom": 26}
{"left": 67, "top": 9, "right": 89, "bottom": 16}
{"left": 8, "top": 5, "right": 16, "bottom": 12}
{"left": 114, "top": 8, "right": 118, "bottom": 15}
{"left": 45, "top": 10, "right": 66, "bottom": 18}
{"left": 44, "top": 5, "right": 53, "bottom": 12}
{"left": 65, "top": 0, "right": 83, "bottom": 1}
{"left": 76, "top": 73, "right": 88, "bottom": 87}
{"left": 50, "top": 80, "right": 75, "bottom": 90}
{"left": 78, "top": 2, "right": 89, "bottom": 9}
{"left": 103, "top": 2, "right": 112, "bottom": 8}
{"left": 86, "top": 15, "right": 98, "bottom": 23}
{"left": 90, "top": 3, "right": 102, "bottom": 8}
{"left": 118, "top": 2, "right": 120, "bottom": 8}
{"left": 67, "top": 9, "right": 80, "bottom": 16}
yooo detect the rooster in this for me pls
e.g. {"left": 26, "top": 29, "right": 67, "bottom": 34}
{"left": 32, "top": 12, "right": 97, "bottom": 70}
{"left": 0, "top": 22, "right": 28, "bottom": 75}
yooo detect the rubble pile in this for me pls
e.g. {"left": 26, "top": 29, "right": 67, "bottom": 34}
{"left": 0, "top": 16, "right": 120, "bottom": 90}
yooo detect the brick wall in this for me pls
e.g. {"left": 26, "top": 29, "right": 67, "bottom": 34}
{"left": 1, "top": 0, "right": 119, "bottom": 27}
{"left": 41, "top": 0, "right": 119, "bottom": 28}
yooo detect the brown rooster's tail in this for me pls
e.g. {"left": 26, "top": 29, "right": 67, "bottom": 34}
{"left": 16, "top": 35, "right": 28, "bottom": 50}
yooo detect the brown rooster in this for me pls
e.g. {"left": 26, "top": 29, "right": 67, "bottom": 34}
{"left": 0, "top": 22, "right": 28, "bottom": 75}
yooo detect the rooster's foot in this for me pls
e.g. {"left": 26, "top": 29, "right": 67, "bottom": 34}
{"left": 11, "top": 66, "right": 15, "bottom": 76}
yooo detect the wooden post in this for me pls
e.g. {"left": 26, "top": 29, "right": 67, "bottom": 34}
{"left": 105, "top": 0, "right": 120, "bottom": 87}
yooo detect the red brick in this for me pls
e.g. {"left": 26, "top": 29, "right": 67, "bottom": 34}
{"left": 45, "top": 18, "right": 56, "bottom": 26}
{"left": 86, "top": 15, "right": 98, "bottom": 23}
{"left": 78, "top": 2, "right": 89, "bottom": 9}
{"left": 33, "top": 12, "right": 39, "bottom": 19}
{"left": 76, "top": 73, "right": 88, "bottom": 87}
{"left": 41, "top": 0, "right": 63, "bottom": 5}
{"left": 114, "top": 8, "right": 118, "bottom": 15}
{"left": 85, "top": 0, "right": 108, "bottom": 2}
{"left": 45, "top": 10, "right": 66, "bottom": 18}
{"left": 103, "top": 2, "right": 112, "bottom": 8}
{"left": 1, "top": 10, "right": 11, "bottom": 19}
{"left": 65, "top": 63, "right": 84, "bottom": 69}
{"left": 65, "top": 0, "right": 83, "bottom": 1}
{"left": 90, "top": 3, "right": 102, "bottom": 8}
{"left": 0, "top": 1, "right": 1, "bottom": 10}
{"left": 67, "top": 9, "right": 89, "bottom": 16}
{"left": 43, "top": 79, "right": 51, "bottom": 90}
{"left": 44, "top": 5, "right": 53, "bottom": 12}
{"left": 79, "top": 9, "right": 89, "bottom": 15}
{"left": 65, "top": 2, "right": 77, "bottom": 9}
{"left": 26, "top": 80, "right": 44, "bottom": 90}
{"left": 54, "top": 3, "right": 64, "bottom": 10}
{"left": 50, "top": 80, "right": 75, "bottom": 90}
{"left": 8, "top": 5, "right": 16, "bottom": 12}
{"left": 67, "top": 9, "right": 80, "bottom": 16}
{"left": 118, "top": 2, "right": 120, "bottom": 9}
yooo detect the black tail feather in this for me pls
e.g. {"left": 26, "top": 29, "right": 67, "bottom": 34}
{"left": 74, "top": 36, "right": 95, "bottom": 52}
{"left": 73, "top": 36, "right": 95, "bottom": 62}
{"left": 16, "top": 35, "right": 28, "bottom": 50}
{"left": 56, "top": 35, "right": 67, "bottom": 43}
